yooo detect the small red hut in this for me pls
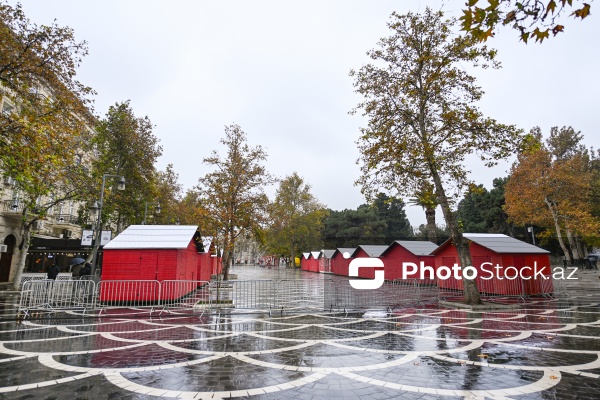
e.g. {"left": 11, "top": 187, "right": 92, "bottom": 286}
{"left": 330, "top": 248, "right": 355, "bottom": 277}
{"left": 300, "top": 252, "right": 311, "bottom": 271}
{"left": 308, "top": 251, "right": 321, "bottom": 272}
{"left": 432, "top": 233, "right": 552, "bottom": 296}
{"left": 351, "top": 245, "right": 388, "bottom": 279}
{"left": 100, "top": 225, "right": 210, "bottom": 301}
{"left": 380, "top": 240, "right": 438, "bottom": 282}
{"left": 320, "top": 250, "right": 335, "bottom": 273}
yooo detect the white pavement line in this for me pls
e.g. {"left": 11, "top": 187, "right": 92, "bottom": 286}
{"left": 98, "top": 330, "right": 174, "bottom": 344}
{"left": 0, "top": 354, "right": 34, "bottom": 363}
{"left": 103, "top": 370, "right": 328, "bottom": 399}
{"left": 483, "top": 317, "right": 575, "bottom": 327}
{"left": 486, "top": 331, "right": 534, "bottom": 342}
{"left": 0, "top": 372, "right": 102, "bottom": 393}
{"left": 324, "top": 341, "right": 413, "bottom": 355}
{"left": 37, "top": 353, "right": 226, "bottom": 373}
{"left": 444, "top": 319, "right": 484, "bottom": 326}
{"left": 167, "top": 333, "right": 241, "bottom": 343}
{"left": 391, "top": 331, "right": 476, "bottom": 342}
{"left": 337, "top": 369, "right": 561, "bottom": 398}
{"left": 325, "top": 331, "right": 390, "bottom": 342}
{"left": 0, "top": 331, "right": 97, "bottom": 344}
{"left": 0, "top": 341, "right": 148, "bottom": 357}
{"left": 233, "top": 352, "right": 418, "bottom": 373}
{"left": 430, "top": 352, "right": 600, "bottom": 375}
{"left": 157, "top": 340, "right": 316, "bottom": 356}
{"left": 487, "top": 340, "right": 600, "bottom": 354}
{"left": 0, "top": 326, "right": 48, "bottom": 334}
{"left": 387, "top": 324, "right": 441, "bottom": 333}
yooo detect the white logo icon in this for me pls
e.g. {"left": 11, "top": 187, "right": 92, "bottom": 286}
{"left": 349, "top": 258, "right": 385, "bottom": 289}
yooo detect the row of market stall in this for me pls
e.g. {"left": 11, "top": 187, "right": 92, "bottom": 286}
{"left": 99, "top": 225, "right": 222, "bottom": 301}
{"left": 301, "top": 234, "right": 554, "bottom": 296}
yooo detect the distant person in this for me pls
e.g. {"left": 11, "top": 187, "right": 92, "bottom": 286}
{"left": 47, "top": 263, "right": 60, "bottom": 280}
{"left": 79, "top": 263, "right": 92, "bottom": 278}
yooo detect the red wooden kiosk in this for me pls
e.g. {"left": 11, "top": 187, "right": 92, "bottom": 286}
{"left": 300, "top": 252, "right": 311, "bottom": 271}
{"left": 308, "top": 251, "right": 321, "bottom": 272}
{"left": 380, "top": 240, "right": 438, "bottom": 282}
{"left": 330, "top": 248, "right": 355, "bottom": 277}
{"left": 351, "top": 245, "right": 388, "bottom": 279}
{"left": 320, "top": 250, "right": 335, "bottom": 273}
{"left": 100, "top": 225, "right": 212, "bottom": 302}
{"left": 432, "top": 233, "right": 552, "bottom": 296}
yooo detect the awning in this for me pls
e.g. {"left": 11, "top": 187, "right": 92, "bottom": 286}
{"left": 29, "top": 236, "right": 91, "bottom": 251}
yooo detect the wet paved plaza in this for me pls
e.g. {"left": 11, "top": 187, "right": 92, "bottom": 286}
{"left": 1, "top": 267, "right": 600, "bottom": 399}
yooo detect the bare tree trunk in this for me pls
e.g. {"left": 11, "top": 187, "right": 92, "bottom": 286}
{"left": 544, "top": 197, "right": 571, "bottom": 263}
{"left": 430, "top": 169, "right": 482, "bottom": 305}
{"left": 221, "top": 234, "right": 232, "bottom": 281}
{"left": 12, "top": 224, "right": 32, "bottom": 291}
{"left": 290, "top": 242, "right": 296, "bottom": 269}
{"left": 576, "top": 236, "right": 586, "bottom": 258}
{"left": 425, "top": 206, "right": 437, "bottom": 244}
{"left": 565, "top": 228, "right": 580, "bottom": 261}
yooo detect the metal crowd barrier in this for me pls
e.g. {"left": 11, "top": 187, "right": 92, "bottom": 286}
{"left": 17, "top": 274, "right": 568, "bottom": 319}
{"left": 97, "top": 280, "right": 161, "bottom": 314}
{"left": 160, "top": 280, "right": 210, "bottom": 313}
{"left": 229, "top": 280, "right": 277, "bottom": 310}
{"left": 18, "top": 279, "right": 96, "bottom": 318}
{"left": 437, "top": 274, "right": 558, "bottom": 303}
{"left": 277, "top": 279, "right": 324, "bottom": 311}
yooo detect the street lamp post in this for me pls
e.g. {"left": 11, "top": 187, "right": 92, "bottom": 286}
{"left": 527, "top": 226, "right": 536, "bottom": 246}
{"left": 90, "top": 174, "right": 125, "bottom": 276}
{"left": 142, "top": 202, "right": 161, "bottom": 225}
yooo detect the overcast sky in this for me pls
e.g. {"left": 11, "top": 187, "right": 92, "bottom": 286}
{"left": 12, "top": 1, "right": 600, "bottom": 227}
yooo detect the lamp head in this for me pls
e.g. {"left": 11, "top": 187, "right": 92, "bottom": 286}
{"left": 90, "top": 201, "right": 100, "bottom": 217}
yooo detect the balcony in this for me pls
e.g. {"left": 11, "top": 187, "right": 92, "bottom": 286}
{"left": 52, "top": 214, "right": 80, "bottom": 227}
{"left": 1, "top": 200, "right": 23, "bottom": 214}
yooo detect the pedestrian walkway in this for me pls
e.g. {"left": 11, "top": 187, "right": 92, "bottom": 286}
{"left": 1, "top": 267, "right": 600, "bottom": 399}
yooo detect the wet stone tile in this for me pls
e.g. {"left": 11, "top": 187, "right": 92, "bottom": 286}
{"left": 511, "top": 372, "right": 600, "bottom": 400}
{"left": 122, "top": 355, "right": 309, "bottom": 392}
{"left": 354, "top": 356, "right": 544, "bottom": 391}
{"left": 1, "top": 327, "right": 80, "bottom": 342}
{"left": 259, "top": 325, "right": 373, "bottom": 341}
{"left": 248, "top": 372, "right": 461, "bottom": 400}
{"left": 342, "top": 332, "right": 466, "bottom": 353}
{"left": 0, "top": 373, "right": 142, "bottom": 400}
{"left": 57, "top": 343, "right": 198, "bottom": 368}
{"left": 246, "top": 342, "right": 400, "bottom": 369}
{"left": 553, "top": 325, "right": 600, "bottom": 337}
{"left": 508, "top": 332, "right": 600, "bottom": 351}
{"left": 0, "top": 357, "right": 81, "bottom": 387}
{"left": 170, "top": 333, "right": 302, "bottom": 352}
{"left": 447, "top": 343, "right": 598, "bottom": 367}
{"left": 62, "top": 320, "right": 173, "bottom": 333}
{"left": 4, "top": 334, "right": 130, "bottom": 353}
{"left": 105, "top": 326, "right": 213, "bottom": 341}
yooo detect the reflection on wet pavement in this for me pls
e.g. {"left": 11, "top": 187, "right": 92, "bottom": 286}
{"left": 1, "top": 266, "right": 600, "bottom": 399}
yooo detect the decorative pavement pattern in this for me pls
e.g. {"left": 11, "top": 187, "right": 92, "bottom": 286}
{"left": 1, "top": 267, "right": 600, "bottom": 399}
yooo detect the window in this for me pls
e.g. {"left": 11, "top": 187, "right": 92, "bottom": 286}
{"left": 1, "top": 99, "right": 15, "bottom": 115}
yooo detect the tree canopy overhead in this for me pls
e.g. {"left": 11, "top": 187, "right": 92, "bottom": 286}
{"left": 352, "top": 8, "right": 524, "bottom": 304}
{"left": 93, "top": 100, "right": 162, "bottom": 232}
{"left": 197, "top": 124, "right": 275, "bottom": 280}
{"left": 461, "top": 0, "right": 593, "bottom": 43}
{"left": 505, "top": 126, "right": 599, "bottom": 260}
{"left": 265, "top": 172, "right": 326, "bottom": 264}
